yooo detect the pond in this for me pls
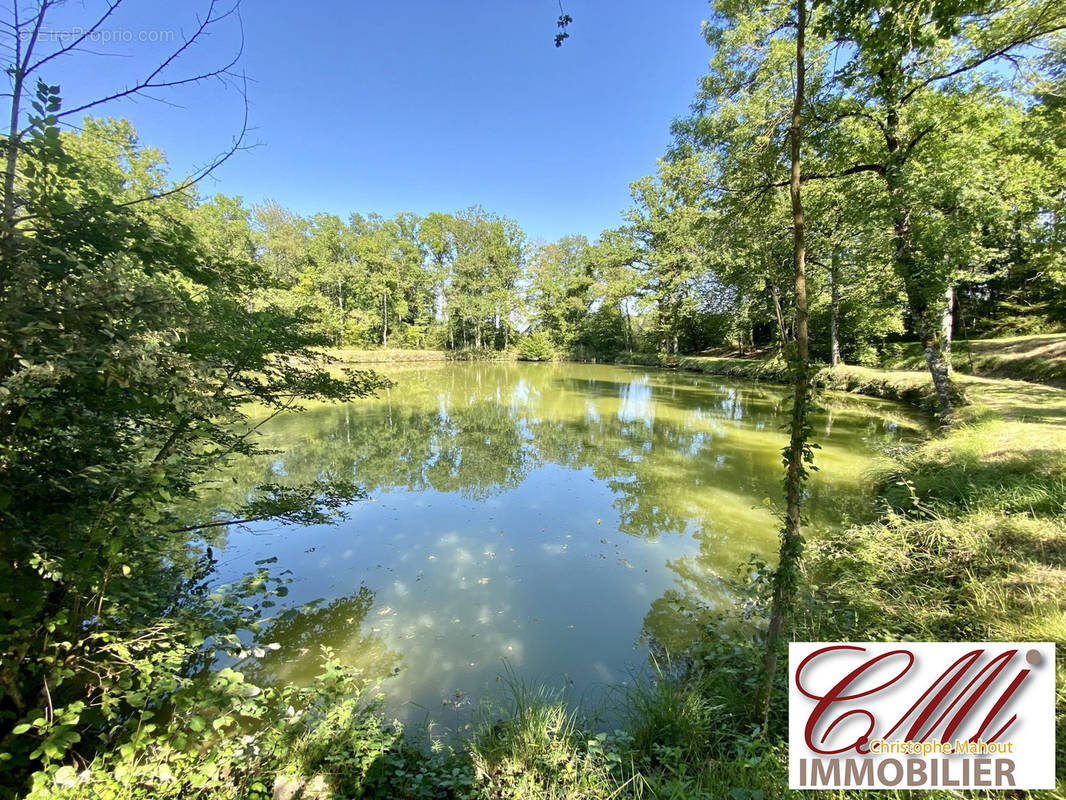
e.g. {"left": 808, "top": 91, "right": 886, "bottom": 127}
{"left": 207, "top": 362, "right": 927, "bottom": 729}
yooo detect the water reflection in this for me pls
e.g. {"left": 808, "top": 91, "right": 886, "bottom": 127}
{"left": 204, "top": 363, "right": 926, "bottom": 725}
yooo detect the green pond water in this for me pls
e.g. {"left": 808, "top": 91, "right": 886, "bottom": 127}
{"left": 209, "top": 362, "right": 927, "bottom": 728}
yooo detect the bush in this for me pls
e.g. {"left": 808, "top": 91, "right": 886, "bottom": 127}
{"left": 516, "top": 331, "right": 555, "bottom": 361}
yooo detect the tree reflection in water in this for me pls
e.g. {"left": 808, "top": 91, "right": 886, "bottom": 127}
{"left": 193, "top": 363, "right": 927, "bottom": 725}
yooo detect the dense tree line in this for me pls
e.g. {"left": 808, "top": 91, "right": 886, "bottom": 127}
{"left": 47, "top": 53, "right": 1060, "bottom": 385}
{"left": 204, "top": 64, "right": 1065, "bottom": 392}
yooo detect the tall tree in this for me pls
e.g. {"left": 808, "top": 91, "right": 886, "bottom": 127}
{"left": 528, "top": 235, "right": 593, "bottom": 349}
{"left": 812, "top": 0, "right": 1066, "bottom": 412}
{"left": 757, "top": 0, "right": 814, "bottom": 723}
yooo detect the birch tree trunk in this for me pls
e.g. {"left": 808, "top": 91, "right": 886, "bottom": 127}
{"left": 830, "top": 251, "right": 841, "bottom": 367}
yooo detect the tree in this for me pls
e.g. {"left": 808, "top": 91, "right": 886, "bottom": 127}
{"left": 811, "top": 0, "right": 1066, "bottom": 413}
{"left": 755, "top": 0, "right": 814, "bottom": 724}
{"left": 447, "top": 207, "right": 526, "bottom": 350}
{"left": 1, "top": 0, "right": 248, "bottom": 266}
{"left": 0, "top": 5, "right": 392, "bottom": 788}
{"left": 527, "top": 235, "right": 593, "bottom": 349}
{"left": 626, "top": 157, "right": 715, "bottom": 354}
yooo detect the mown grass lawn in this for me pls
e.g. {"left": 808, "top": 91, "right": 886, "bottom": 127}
{"left": 882, "top": 334, "right": 1066, "bottom": 387}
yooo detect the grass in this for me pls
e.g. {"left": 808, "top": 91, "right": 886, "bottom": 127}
{"left": 630, "top": 353, "right": 958, "bottom": 412}
{"left": 881, "top": 333, "right": 1066, "bottom": 387}
{"left": 325, "top": 347, "right": 520, "bottom": 364}
{"left": 326, "top": 348, "right": 452, "bottom": 363}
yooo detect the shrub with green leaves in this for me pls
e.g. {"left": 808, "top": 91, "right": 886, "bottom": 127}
{"left": 0, "top": 93, "right": 388, "bottom": 795}
{"left": 516, "top": 331, "right": 555, "bottom": 361}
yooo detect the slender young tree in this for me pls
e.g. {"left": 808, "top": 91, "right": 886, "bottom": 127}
{"left": 756, "top": 0, "right": 814, "bottom": 724}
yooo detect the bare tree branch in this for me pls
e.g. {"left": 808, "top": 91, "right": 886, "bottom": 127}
{"left": 24, "top": 0, "right": 122, "bottom": 76}
{"left": 4, "top": 0, "right": 251, "bottom": 227}
{"left": 35, "top": 4, "right": 245, "bottom": 130}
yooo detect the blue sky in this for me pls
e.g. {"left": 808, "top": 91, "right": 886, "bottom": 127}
{"left": 29, "top": 1, "right": 713, "bottom": 242}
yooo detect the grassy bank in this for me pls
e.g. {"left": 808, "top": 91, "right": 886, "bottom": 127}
{"left": 797, "top": 374, "right": 1066, "bottom": 796}
{"left": 327, "top": 348, "right": 452, "bottom": 363}
{"left": 326, "top": 348, "right": 520, "bottom": 364}
{"left": 624, "top": 352, "right": 961, "bottom": 413}
{"left": 881, "top": 334, "right": 1066, "bottom": 387}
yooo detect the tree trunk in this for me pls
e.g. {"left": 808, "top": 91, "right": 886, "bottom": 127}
{"left": 757, "top": 0, "right": 810, "bottom": 725}
{"left": 338, "top": 280, "right": 345, "bottom": 346}
{"left": 830, "top": 251, "right": 841, "bottom": 366}
{"left": 769, "top": 281, "right": 788, "bottom": 351}
{"left": 2, "top": 68, "right": 24, "bottom": 263}
{"left": 922, "top": 321, "right": 954, "bottom": 413}
{"left": 941, "top": 285, "right": 954, "bottom": 375}
{"left": 884, "top": 103, "right": 953, "bottom": 414}
{"left": 382, "top": 292, "right": 388, "bottom": 347}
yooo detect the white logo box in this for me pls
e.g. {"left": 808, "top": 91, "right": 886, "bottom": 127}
{"left": 788, "top": 642, "right": 1056, "bottom": 790}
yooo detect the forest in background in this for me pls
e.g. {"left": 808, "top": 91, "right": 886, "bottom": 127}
{"left": 75, "top": 60, "right": 1065, "bottom": 369}
{"left": 62, "top": 17, "right": 1060, "bottom": 375}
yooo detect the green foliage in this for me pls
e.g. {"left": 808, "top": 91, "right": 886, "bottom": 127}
{"left": 798, "top": 404, "right": 1066, "bottom": 780}
{"left": 516, "top": 330, "right": 556, "bottom": 361}
{"left": 0, "top": 105, "right": 389, "bottom": 794}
